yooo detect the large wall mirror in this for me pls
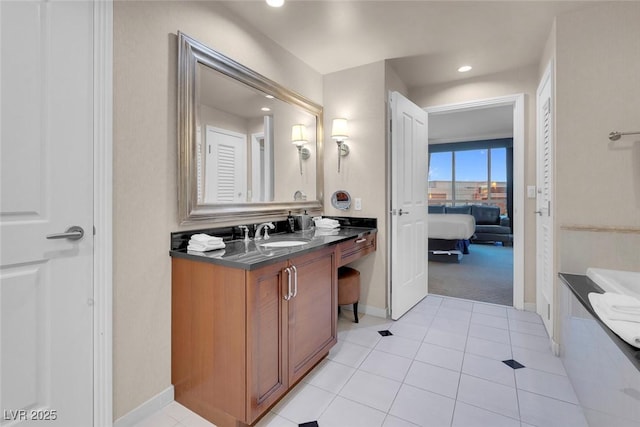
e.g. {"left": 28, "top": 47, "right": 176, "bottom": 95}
{"left": 178, "top": 32, "right": 324, "bottom": 224}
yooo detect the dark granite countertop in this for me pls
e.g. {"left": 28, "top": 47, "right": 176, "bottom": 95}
{"left": 170, "top": 226, "right": 377, "bottom": 271}
{"left": 559, "top": 273, "right": 640, "bottom": 370}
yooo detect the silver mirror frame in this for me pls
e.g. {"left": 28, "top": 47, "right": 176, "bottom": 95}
{"left": 177, "top": 31, "right": 324, "bottom": 224}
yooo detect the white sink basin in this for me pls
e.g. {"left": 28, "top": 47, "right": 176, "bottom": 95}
{"left": 260, "top": 240, "right": 310, "bottom": 248}
{"left": 586, "top": 268, "right": 640, "bottom": 300}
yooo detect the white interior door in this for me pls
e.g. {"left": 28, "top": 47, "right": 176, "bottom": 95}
{"left": 1, "top": 1, "right": 95, "bottom": 425}
{"left": 390, "top": 91, "right": 429, "bottom": 320}
{"left": 536, "top": 61, "right": 554, "bottom": 336}
{"left": 205, "top": 126, "right": 247, "bottom": 203}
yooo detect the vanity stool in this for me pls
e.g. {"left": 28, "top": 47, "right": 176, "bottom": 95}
{"left": 338, "top": 266, "right": 360, "bottom": 323}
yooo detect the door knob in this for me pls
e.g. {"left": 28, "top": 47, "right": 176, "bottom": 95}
{"left": 534, "top": 210, "right": 543, "bottom": 216}
{"left": 399, "top": 209, "right": 410, "bottom": 216}
{"left": 46, "top": 226, "right": 84, "bottom": 241}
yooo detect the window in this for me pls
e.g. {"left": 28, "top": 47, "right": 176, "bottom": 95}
{"left": 428, "top": 140, "right": 511, "bottom": 215}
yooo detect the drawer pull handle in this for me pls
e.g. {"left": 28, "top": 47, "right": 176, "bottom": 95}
{"left": 284, "top": 267, "right": 292, "bottom": 300}
{"left": 355, "top": 238, "right": 367, "bottom": 244}
{"left": 291, "top": 265, "right": 298, "bottom": 298}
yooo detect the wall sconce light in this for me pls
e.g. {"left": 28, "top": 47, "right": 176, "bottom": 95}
{"left": 291, "top": 124, "right": 310, "bottom": 175}
{"left": 331, "top": 118, "right": 349, "bottom": 172}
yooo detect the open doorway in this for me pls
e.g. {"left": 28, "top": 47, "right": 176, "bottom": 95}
{"left": 425, "top": 95, "right": 525, "bottom": 308}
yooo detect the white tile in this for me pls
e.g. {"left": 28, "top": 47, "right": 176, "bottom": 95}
{"left": 162, "top": 402, "right": 194, "bottom": 422}
{"left": 472, "top": 303, "right": 508, "bottom": 318}
{"left": 468, "top": 323, "right": 511, "bottom": 344}
{"left": 515, "top": 368, "right": 579, "bottom": 404}
{"left": 461, "top": 353, "right": 515, "bottom": 388}
{"left": 253, "top": 411, "right": 298, "bottom": 427}
{"left": 470, "top": 312, "right": 510, "bottom": 330}
{"left": 506, "top": 308, "right": 543, "bottom": 324}
{"left": 409, "top": 303, "right": 440, "bottom": 317}
{"left": 518, "top": 389, "right": 588, "bottom": 427}
{"left": 388, "top": 321, "right": 429, "bottom": 342}
{"left": 271, "top": 383, "right": 335, "bottom": 424}
{"left": 442, "top": 298, "right": 474, "bottom": 311}
{"left": 423, "top": 294, "right": 444, "bottom": 306}
{"left": 180, "top": 412, "right": 216, "bottom": 427}
{"left": 457, "top": 374, "right": 520, "bottom": 420}
{"left": 404, "top": 360, "right": 460, "bottom": 398}
{"left": 359, "top": 349, "right": 413, "bottom": 382}
{"left": 465, "top": 336, "right": 512, "bottom": 361}
{"left": 328, "top": 340, "right": 372, "bottom": 368}
{"left": 302, "top": 359, "right": 356, "bottom": 393}
{"left": 134, "top": 411, "right": 179, "bottom": 427}
{"left": 374, "top": 335, "right": 421, "bottom": 359}
{"left": 437, "top": 306, "right": 473, "bottom": 322}
{"left": 339, "top": 370, "right": 402, "bottom": 412}
{"left": 509, "top": 330, "right": 552, "bottom": 353}
{"left": 395, "top": 310, "right": 436, "bottom": 327}
{"left": 429, "top": 316, "right": 470, "bottom": 335}
{"left": 451, "top": 402, "right": 520, "bottom": 427}
{"left": 423, "top": 328, "right": 467, "bottom": 351}
{"left": 318, "top": 396, "right": 386, "bottom": 427}
{"left": 389, "top": 384, "right": 455, "bottom": 427}
{"left": 382, "top": 415, "right": 420, "bottom": 427}
{"left": 511, "top": 346, "right": 566, "bottom": 376}
{"left": 508, "top": 318, "right": 548, "bottom": 337}
{"left": 338, "top": 326, "right": 383, "bottom": 348}
{"left": 414, "top": 342, "right": 464, "bottom": 372}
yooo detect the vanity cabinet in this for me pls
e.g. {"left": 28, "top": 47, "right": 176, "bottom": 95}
{"left": 336, "top": 232, "right": 377, "bottom": 267}
{"left": 172, "top": 245, "right": 337, "bottom": 427}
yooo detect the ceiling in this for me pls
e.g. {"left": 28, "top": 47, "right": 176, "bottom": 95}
{"left": 221, "top": 0, "right": 595, "bottom": 89}
{"left": 218, "top": 1, "right": 595, "bottom": 142}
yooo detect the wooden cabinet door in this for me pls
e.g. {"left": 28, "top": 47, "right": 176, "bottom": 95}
{"left": 246, "top": 261, "right": 289, "bottom": 423}
{"left": 287, "top": 246, "right": 337, "bottom": 384}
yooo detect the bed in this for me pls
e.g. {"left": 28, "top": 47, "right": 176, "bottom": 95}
{"left": 428, "top": 214, "right": 476, "bottom": 262}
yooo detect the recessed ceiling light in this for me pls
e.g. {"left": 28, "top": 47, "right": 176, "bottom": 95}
{"left": 265, "top": 95, "right": 274, "bottom": 99}
{"left": 458, "top": 65, "right": 472, "bottom": 73}
{"left": 261, "top": 107, "right": 271, "bottom": 112}
{"left": 266, "top": 0, "right": 284, "bottom": 7}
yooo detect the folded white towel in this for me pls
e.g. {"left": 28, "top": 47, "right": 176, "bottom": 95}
{"left": 190, "top": 233, "right": 224, "bottom": 244}
{"left": 187, "top": 241, "right": 226, "bottom": 252}
{"left": 599, "top": 292, "right": 640, "bottom": 323}
{"left": 313, "top": 217, "right": 340, "bottom": 229}
{"left": 588, "top": 292, "right": 640, "bottom": 348}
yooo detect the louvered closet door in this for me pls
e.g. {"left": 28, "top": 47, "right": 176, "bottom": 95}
{"left": 204, "top": 126, "right": 247, "bottom": 203}
{"left": 536, "top": 62, "right": 554, "bottom": 337}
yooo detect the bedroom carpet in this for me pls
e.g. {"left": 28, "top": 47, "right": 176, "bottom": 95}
{"left": 428, "top": 243, "right": 513, "bottom": 306}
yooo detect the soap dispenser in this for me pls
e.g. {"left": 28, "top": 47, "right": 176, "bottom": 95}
{"left": 287, "top": 211, "right": 295, "bottom": 233}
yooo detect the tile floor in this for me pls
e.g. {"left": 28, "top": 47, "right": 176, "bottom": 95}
{"left": 134, "top": 295, "right": 589, "bottom": 427}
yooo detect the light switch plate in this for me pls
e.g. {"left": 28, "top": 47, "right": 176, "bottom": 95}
{"left": 354, "top": 198, "right": 362, "bottom": 211}
{"left": 527, "top": 186, "right": 537, "bottom": 199}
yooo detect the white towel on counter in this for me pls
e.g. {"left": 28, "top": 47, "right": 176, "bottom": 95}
{"left": 313, "top": 217, "right": 340, "bottom": 229}
{"left": 190, "top": 233, "right": 224, "bottom": 244}
{"left": 588, "top": 292, "right": 640, "bottom": 348}
{"left": 597, "top": 292, "right": 640, "bottom": 323}
{"left": 187, "top": 241, "right": 226, "bottom": 252}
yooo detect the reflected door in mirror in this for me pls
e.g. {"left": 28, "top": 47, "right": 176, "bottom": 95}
{"left": 203, "top": 126, "right": 247, "bottom": 203}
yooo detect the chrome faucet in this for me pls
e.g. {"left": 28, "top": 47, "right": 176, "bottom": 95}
{"left": 255, "top": 222, "right": 275, "bottom": 240}
{"left": 238, "top": 225, "right": 250, "bottom": 242}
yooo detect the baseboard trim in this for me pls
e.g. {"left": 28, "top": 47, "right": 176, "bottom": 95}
{"left": 341, "top": 303, "right": 387, "bottom": 319}
{"left": 524, "top": 302, "right": 536, "bottom": 312}
{"left": 113, "top": 386, "right": 174, "bottom": 427}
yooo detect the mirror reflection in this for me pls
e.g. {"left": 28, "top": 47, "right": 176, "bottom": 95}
{"left": 197, "top": 64, "right": 318, "bottom": 204}
{"left": 178, "top": 32, "right": 324, "bottom": 224}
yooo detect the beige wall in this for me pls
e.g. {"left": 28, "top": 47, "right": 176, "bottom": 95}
{"left": 113, "top": 1, "right": 322, "bottom": 419}
{"left": 554, "top": 3, "right": 640, "bottom": 276}
{"left": 409, "top": 66, "right": 540, "bottom": 304}
{"left": 322, "top": 61, "right": 388, "bottom": 313}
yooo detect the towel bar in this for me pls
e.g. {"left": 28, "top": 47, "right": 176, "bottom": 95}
{"left": 608, "top": 130, "right": 640, "bottom": 141}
